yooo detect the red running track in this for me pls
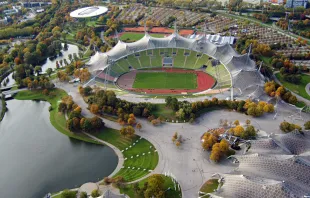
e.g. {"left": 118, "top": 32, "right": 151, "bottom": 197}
{"left": 116, "top": 68, "right": 215, "bottom": 94}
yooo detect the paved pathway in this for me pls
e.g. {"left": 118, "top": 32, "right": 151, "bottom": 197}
{"left": 55, "top": 82, "right": 310, "bottom": 198}
{"left": 1, "top": 88, "right": 27, "bottom": 96}
{"left": 306, "top": 83, "right": 310, "bottom": 99}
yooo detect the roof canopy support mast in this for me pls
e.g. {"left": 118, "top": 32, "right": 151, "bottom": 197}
{"left": 104, "top": 60, "right": 113, "bottom": 90}
{"left": 144, "top": 17, "right": 147, "bottom": 35}
{"left": 114, "top": 29, "right": 119, "bottom": 43}
{"left": 246, "top": 43, "right": 252, "bottom": 66}
{"left": 174, "top": 19, "right": 178, "bottom": 34}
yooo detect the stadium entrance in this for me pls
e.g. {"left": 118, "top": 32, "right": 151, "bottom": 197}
{"left": 163, "top": 57, "right": 173, "bottom": 67}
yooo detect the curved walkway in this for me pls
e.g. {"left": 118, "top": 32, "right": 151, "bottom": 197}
{"left": 306, "top": 83, "right": 310, "bottom": 99}
{"left": 83, "top": 133, "right": 124, "bottom": 182}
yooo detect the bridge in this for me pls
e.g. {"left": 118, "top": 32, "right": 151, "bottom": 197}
{"left": 1, "top": 88, "right": 27, "bottom": 100}
{"left": 0, "top": 85, "right": 15, "bottom": 91}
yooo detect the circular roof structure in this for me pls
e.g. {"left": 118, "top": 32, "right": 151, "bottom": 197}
{"left": 70, "top": 6, "right": 108, "bottom": 18}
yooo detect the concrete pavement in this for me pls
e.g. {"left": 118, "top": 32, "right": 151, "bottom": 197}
{"left": 55, "top": 82, "right": 310, "bottom": 198}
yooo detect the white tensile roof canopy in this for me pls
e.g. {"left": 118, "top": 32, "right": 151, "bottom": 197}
{"left": 70, "top": 6, "right": 108, "bottom": 18}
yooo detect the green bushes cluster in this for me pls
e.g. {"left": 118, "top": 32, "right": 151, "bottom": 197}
{"left": 0, "top": 94, "right": 7, "bottom": 121}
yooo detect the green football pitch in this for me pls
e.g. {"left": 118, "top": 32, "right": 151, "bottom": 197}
{"left": 133, "top": 72, "right": 197, "bottom": 89}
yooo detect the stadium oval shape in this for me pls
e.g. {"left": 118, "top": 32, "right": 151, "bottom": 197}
{"left": 70, "top": 6, "right": 108, "bottom": 18}
{"left": 87, "top": 32, "right": 265, "bottom": 98}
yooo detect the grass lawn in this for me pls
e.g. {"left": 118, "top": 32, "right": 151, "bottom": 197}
{"left": 119, "top": 175, "right": 182, "bottom": 198}
{"left": 152, "top": 104, "right": 175, "bottom": 120}
{"left": 133, "top": 72, "right": 197, "bottom": 89}
{"left": 120, "top": 33, "right": 165, "bottom": 42}
{"left": 14, "top": 89, "right": 99, "bottom": 144}
{"left": 86, "top": 20, "right": 98, "bottom": 27}
{"left": 95, "top": 128, "right": 158, "bottom": 182}
{"left": 260, "top": 56, "right": 272, "bottom": 66}
{"left": 275, "top": 73, "right": 310, "bottom": 100}
{"left": 199, "top": 179, "right": 219, "bottom": 197}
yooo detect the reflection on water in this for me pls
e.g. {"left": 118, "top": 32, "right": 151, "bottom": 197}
{"left": 41, "top": 44, "right": 79, "bottom": 72}
{"left": 0, "top": 100, "right": 118, "bottom": 198}
{"left": 1, "top": 44, "right": 79, "bottom": 88}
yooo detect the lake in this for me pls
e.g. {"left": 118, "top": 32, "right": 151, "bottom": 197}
{"left": 0, "top": 100, "right": 118, "bottom": 198}
{"left": 41, "top": 43, "right": 79, "bottom": 72}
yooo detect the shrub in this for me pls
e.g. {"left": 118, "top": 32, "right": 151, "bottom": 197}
{"left": 60, "top": 190, "right": 77, "bottom": 198}
{"left": 305, "top": 121, "right": 310, "bottom": 130}
{"left": 280, "top": 121, "right": 302, "bottom": 133}
{"left": 91, "top": 189, "right": 101, "bottom": 197}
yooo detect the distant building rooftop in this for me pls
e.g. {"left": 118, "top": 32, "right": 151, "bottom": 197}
{"left": 286, "top": 0, "right": 308, "bottom": 8}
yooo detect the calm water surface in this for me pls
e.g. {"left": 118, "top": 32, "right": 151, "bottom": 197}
{"left": 0, "top": 100, "right": 118, "bottom": 198}
{"left": 41, "top": 44, "right": 79, "bottom": 72}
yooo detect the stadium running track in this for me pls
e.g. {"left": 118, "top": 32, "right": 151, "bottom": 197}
{"left": 116, "top": 68, "right": 216, "bottom": 94}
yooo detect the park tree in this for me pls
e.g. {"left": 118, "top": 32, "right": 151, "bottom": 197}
{"left": 144, "top": 174, "right": 165, "bottom": 198}
{"left": 280, "top": 121, "right": 302, "bottom": 133}
{"left": 57, "top": 71, "right": 69, "bottom": 82}
{"left": 91, "top": 189, "right": 101, "bottom": 197}
{"left": 305, "top": 121, "right": 310, "bottom": 130}
{"left": 64, "top": 42, "right": 68, "bottom": 51}
{"left": 68, "top": 54, "right": 73, "bottom": 63}
{"left": 83, "top": 86, "right": 93, "bottom": 96}
{"left": 126, "top": 125, "right": 135, "bottom": 137}
{"left": 246, "top": 119, "right": 251, "bottom": 125}
{"left": 172, "top": 132, "right": 178, "bottom": 142}
{"left": 210, "top": 143, "right": 221, "bottom": 162}
{"left": 232, "top": 125, "right": 245, "bottom": 137}
{"left": 263, "top": 103, "right": 274, "bottom": 113}
{"left": 234, "top": 120, "right": 240, "bottom": 126}
{"left": 58, "top": 102, "right": 67, "bottom": 113}
{"left": 176, "top": 108, "right": 185, "bottom": 120}
{"left": 202, "top": 132, "right": 218, "bottom": 150}
{"left": 46, "top": 68, "right": 53, "bottom": 77}
{"left": 219, "top": 139, "right": 229, "bottom": 153}
{"left": 120, "top": 126, "right": 135, "bottom": 137}
{"left": 133, "top": 106, "right": 141, "bottom": 116}
{"left": 60, "top": 190, "right": 76, "bottom": 198}
{"left": 241, "top": 125, "right": 256, "bottom": 139}
{"left": 72, "top": 117, "right": 80, "bottom": 130}
{"left": 81, "top": 118, "right": 92, "bottom": 132}
{"left": 175, "top": 141, "right": 181, "bottom": 147}
{"left": 136, "top": 123, "right": 142, "bottom": 131}
{"left": 90, "top": 104, "right": 99, "bottom": 114}
{"left": 66, "top": 119, "right": 74, "bottom": 131}
{"left": 59, "top": 59, "right": 63, "bottom": 67}
{"left": 34, "top": 66, "right": 42, "bottom": 76}
{"left": 127, "top": 113, "right": 136, "bottom": 125}
{"left": 79, "top": 192, "right": 87, "bottom": 198}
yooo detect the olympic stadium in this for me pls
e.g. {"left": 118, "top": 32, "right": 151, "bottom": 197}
{"left": 87, "top": 30, "right": 265, "bottom": 100}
